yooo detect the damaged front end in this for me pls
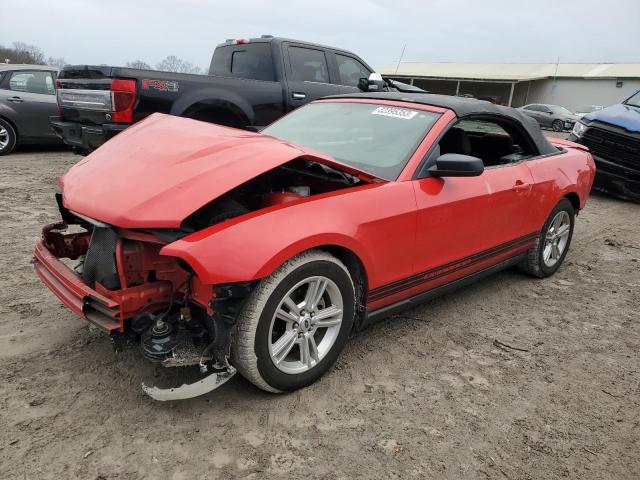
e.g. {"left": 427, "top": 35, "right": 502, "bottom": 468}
{"left": 33, "top": 203, "right": 252, "bottom": 401}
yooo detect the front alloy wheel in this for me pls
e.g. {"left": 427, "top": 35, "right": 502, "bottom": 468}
{"left": 0, "top": 119, "right": 17, "bottom": 155}
{"left": 269, "top": 276, "right": 344, "bottom": 374}
{"left": 233, "top": 250, "right": 355, "bottom": 392}
{"left": 552, "top": 119, "right": 564, "bottom": 132}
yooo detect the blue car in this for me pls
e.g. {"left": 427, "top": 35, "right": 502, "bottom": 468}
{"left": 569, "top": 91, "right": 640, "bottom": 203}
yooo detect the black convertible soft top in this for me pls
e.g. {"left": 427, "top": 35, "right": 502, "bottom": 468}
{"left": 327, "top": 92, "right": 558, "bottom": 156}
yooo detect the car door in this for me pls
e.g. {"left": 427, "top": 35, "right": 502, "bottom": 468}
{"left": 0, "top": 70, "right": 58, "bottom": 139}
{"left": 522, "top": 104, "right": 542, "bottom": 123}
{"left": 409, "top": 119, "right": 535, "bottom": 299}
{"left": 283, "top": 43, "right": 343, "bottom": 111}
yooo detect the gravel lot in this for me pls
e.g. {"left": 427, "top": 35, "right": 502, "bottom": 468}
{"left": 1, "top": 148, "right": 639, "bottom": 480}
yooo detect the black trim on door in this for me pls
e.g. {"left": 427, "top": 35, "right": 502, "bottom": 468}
{"left": 368, "top": 232, "right": 538, "bottom": 302}
{"left": 361, "top": 253, "right": 527, "bottom": 329}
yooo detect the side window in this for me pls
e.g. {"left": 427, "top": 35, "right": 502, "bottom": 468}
{"left": 9, "top": 71, "right": 55, "bottom": 95}
{"left": 288, "top": 47, "right": 329, "bottom": 83}
{"left": 335, "top": 54, "right": 370, "bottom": 87}
{"left": 525, "top": 105, "right": 540, "bottom": 112}
{"left": 228, "top": 44, "right": 274, "bottom": 81}
{"left": 438, "top": 119, "right": 535, "bottom": 168}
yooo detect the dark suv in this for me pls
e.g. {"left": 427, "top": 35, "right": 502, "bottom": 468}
{"left": 0, "top": 64, "right": 61, "bottom": 155}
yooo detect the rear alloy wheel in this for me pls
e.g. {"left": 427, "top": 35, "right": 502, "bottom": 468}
{"left": 519, "top": 198, "right": 575, "bottom": 278}
{"left": 552, "top": 119, "right": 564, "bottom": 132}
{"left": 232, "top": 250, "right": 355, "bottom": 392}
{"left": 0, "top": 119, "right": 17, "bottom": 155}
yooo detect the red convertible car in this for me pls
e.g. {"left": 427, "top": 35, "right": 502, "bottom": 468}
{"left": 33, "top": 93, "right": 595, "bottom": 400}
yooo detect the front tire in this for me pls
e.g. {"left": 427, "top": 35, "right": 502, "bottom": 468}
{"left": 232, "top": 250, "right": 355, "bottom": 392}
{"left": 552, "top": 119, "right": 564, "bottom": 132}
{"left": 519, "top": 198, "right": 575, "bottom": 278}
{"left": 0, "top": 119, "right": 17, "bottom": 155}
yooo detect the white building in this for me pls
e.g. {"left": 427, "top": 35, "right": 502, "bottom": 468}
{"left": 378, "top": 62, "right": 640, "bottom": 111}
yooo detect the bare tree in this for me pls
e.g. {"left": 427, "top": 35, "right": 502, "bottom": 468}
{"left": 155, "top": 55, "right": 202, "bottom": 74}
{"left": 47, "top": 56, "right": 67, "bottom": 68}
{"left": 12, "top": 42, "right": 46, "bottom": 64}
{"left": 126, "top": 60, "right": 151, "bottom": 70}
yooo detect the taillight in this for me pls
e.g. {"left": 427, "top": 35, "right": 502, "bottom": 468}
{"left": 110, "top": 79, "right": 136, "bottom": 123}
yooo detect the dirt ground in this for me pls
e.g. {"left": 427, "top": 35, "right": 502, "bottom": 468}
{"left": 1, "top": 147, "right": 639, "bottom": 480}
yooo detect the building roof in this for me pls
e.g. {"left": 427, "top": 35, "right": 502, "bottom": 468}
{"left": 377, "top": 62, "right": 640, "bottom": 81}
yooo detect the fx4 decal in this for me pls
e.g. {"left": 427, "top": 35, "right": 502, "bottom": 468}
{"left": 142, "top": 79, "right": 179, "bottom": 92}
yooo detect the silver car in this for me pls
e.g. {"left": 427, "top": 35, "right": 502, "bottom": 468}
{"left": 0, "top": 64, "right": 61, "bottom": 155}
{"left": 518, "top": 103, "right": 579, "bottom": 132}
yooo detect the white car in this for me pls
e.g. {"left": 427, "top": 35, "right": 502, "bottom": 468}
{"left": 574, "top": 105, "right": 603, "bottom": 119}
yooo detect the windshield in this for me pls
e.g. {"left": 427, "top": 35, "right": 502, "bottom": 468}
{"left": 262, "top": 102, "right": 440, "bottom": 179}
{"left": 625, "top": 91, "right": 640, "bottom": 108}
{"left": 576, "top": 106, "right": 597, "bottom": 113}
{"left": 553, "top": 105, "right": 573, "bottom": 115}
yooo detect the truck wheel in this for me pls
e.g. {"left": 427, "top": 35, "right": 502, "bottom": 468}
{"left": 0, "top": 119, "right": 17, "bottom": 155}
{"left": 232, "top": 250, "right": 355, "bottom": 392}
{"left": 552, "top": 119, "right": 564, "bottom": 132}
{"left": 519, "top": 198, "right": 575, "bottom": 278}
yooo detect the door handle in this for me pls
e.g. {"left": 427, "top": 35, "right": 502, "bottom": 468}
{"left": 512, "top": 181, "right": 531, "bottom": 192}
{"left": 291, "top": 92, "right": 306, "bottom": 100}
{"left": 7, "top": 96, "right": 23, "bottom": 103}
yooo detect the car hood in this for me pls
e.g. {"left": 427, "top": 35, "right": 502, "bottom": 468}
{"left": 584, "top": 103, "right": 640, "bottom": 133}
{"left": 61, "top": 113, "right": 382, "bottom": 229}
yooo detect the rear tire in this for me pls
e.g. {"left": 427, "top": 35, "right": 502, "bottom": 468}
{"left": 552, "top": 119, "right": 564, "bottom": 132}
{"left": 0, "top": 118, "right": 17, "bottom": 155}
{"left": 232, "top": 250, "right": 355, "bottom": 392}
{"left": 519, "top": 198, "right": 575, "bottom": 278}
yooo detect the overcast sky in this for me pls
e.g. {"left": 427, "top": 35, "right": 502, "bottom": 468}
{"left": 2, "top": 0, "right": 639, "bottom": 70}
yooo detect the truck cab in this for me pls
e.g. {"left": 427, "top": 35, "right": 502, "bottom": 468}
{"left": 569, "top": 90, "right": 640, "bottom": 202}
{"left": 50, "top": 36, "right": 375, "bottom": 154}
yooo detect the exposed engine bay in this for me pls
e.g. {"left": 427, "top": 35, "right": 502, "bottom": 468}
{"left": 182, "top": 158, "right": 362, "bottom": 231}
{"left": 39, "top": 158, "right": 364, "bottom": 400}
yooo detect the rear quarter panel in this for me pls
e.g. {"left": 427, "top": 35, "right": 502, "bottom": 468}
{"left": 525, "top": 145, "right": 596, "bottom": 228}
{"left": 161, "top": 181, "right": 417, "bottom": 288}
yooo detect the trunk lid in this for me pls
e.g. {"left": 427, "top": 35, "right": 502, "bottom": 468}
{"left": 61, "top": 113, "right": 382, "bottom": 229}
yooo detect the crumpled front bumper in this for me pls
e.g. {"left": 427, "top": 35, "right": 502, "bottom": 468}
{"left": 33, "top": 224, "right": 174, "bottom": 333}
{"left": 590, "top": 156, "right": 640, "bottom": 203}
{"left": 33, "top": 238, "right": 123, "bottom": 332}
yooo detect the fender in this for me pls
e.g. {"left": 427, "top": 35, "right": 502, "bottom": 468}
{"left": 170, "top": 86, "right": 255, "bottom": 125}
{"left": 160, "top": 181, "right": 417, "bottom": 288}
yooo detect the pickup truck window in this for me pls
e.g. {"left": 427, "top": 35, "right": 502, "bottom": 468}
{"left": 288, "top": 47, "right": 329, "bottom": 83}
{"left": 211, "top": 43, "right": 275, "bottom": 81}
{"left": 336, "top": 54, "right": 371, "bottom": 87}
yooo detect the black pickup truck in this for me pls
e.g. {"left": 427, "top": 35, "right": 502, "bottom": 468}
{"left": 51, "top": 36, "right": 391, "bottom": 153}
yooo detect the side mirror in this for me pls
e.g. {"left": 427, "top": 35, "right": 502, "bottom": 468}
{"left": 428, "top": 153, "right": 484, "bottom": 178}
{"left": 358, "top": 73, "right": 385, "bottom": 92}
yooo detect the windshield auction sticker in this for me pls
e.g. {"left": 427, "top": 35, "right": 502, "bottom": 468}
{"left": 371, "top": 106, "right": 418, "bottom": 119}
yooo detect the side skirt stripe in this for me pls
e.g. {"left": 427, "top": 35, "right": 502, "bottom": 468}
{"left": 368, "top": 232, "right": 538, "bottom": 302}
